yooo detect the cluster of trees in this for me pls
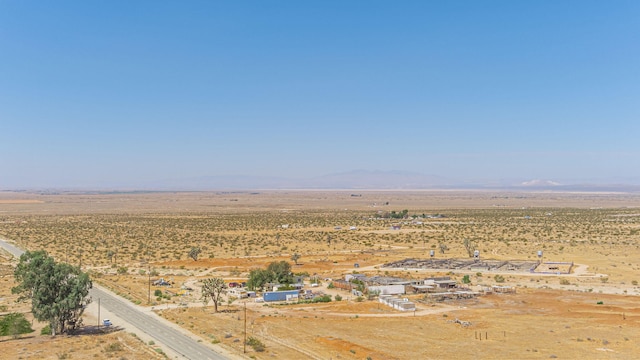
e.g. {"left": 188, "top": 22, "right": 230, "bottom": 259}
{"left": 12, "top": 250, "right": 92, "bottom": 336}
{"left": 379, "top": 210, "right": 410, "bottom": 219}
{"left": 246, "top": 261, "right": 293, "bottom": 291}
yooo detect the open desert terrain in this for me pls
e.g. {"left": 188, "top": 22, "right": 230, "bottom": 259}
{"left": 1, "top": 189, "right": 640, "bottom": 359}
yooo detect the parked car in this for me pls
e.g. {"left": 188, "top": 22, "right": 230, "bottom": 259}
{"left": 103, "top": 319, "right": 112, "bottom": 326}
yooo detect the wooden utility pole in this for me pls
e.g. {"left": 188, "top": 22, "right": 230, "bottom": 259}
{"left": 244, "top": 302, "right": 247, "bottom": 353}
{"left": 146, "top": 242, "right": 151, "bottom": 304}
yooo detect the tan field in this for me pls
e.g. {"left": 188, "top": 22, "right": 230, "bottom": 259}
{"left": 1, "top": 190, "right": 640, "bottom": 359}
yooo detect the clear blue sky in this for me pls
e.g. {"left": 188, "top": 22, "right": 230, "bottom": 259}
{"left": 1, "top": 1, "right": 638, "bottom": 188}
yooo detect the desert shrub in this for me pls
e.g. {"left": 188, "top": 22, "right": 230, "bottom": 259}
{"left": 462, "top": 275, "right": 471, "bottom": 284}
{"left": 0, "top": 313, "right": 34, "bottom": 337}
{"left": 312, "top": 295, "right": 332, "bottom": 303}
{"left": 246, "top": 336, "right": 265, "bottom": 352}
{"left": 494, "top": 274, "right": 505, "bottom": 283}
{"left": 41, "top": 324, "right": 51, "bottom": 335}
{"left": 335, "top": 294, "right": 342, "bottom": 301}
{"left": 105, "top": 342, "right": 123, "bottom": 352}
{"left": 559, "top": 279, "right": 570, "bottom": 285}
{"left": 154, "top": 289, "right": 162, "bottom": 297}
{"left": 117, "top": 266, "right": 128, "bottom": 275}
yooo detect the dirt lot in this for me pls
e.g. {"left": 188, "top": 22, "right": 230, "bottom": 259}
{"left": 1, "top": 190, "right": 640, "bottom": 359}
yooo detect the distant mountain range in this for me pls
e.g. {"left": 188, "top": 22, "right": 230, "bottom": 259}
{"left": 138, "top": 170, "right": 640, "bottom": 192}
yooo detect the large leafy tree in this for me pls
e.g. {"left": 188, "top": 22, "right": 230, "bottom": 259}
{"left": 12, "top": 250, "right": 92, "bottom": 336}
{"left": 201, "top": 277, "right": 227, "bottom": 313}
{"left": 247, "top": 261, "right": 294, "bottom": 291}
{"left": 246, "top": 269, "right": 271, "bottom": 291}
{"left": 266, "top": 261, "right": 293, "bottom": 284}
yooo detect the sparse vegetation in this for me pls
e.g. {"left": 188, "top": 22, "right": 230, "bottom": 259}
{"left": 2, "top": 191, "right": 640, "bottom": 359}
{"left": 246, "top": 336, "right": 266, "bottom": 352}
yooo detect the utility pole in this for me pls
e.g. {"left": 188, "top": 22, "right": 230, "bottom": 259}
{"left": 244, "top": 301, "right": 247, "bottom": 353}
{"left": 98, "top": 298, "right": 101, "bottom": 326}
{"left": 147, "top": 242, "right": 151, "bottom": 304}
{"left": 148, "top": 262, "right": 151, "bottom": 304}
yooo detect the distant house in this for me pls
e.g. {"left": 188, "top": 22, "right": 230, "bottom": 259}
{"left": 391, "top": 225, "right": 401, "bottom": 230}
{"left": 228, "top": 288, "right": 248, "bottom": 298}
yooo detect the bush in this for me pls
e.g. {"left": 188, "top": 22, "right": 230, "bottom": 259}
{"left": 246, "top": 336, "right": 266, "bottom": 352}
{"left": 41, "top": 324, "right": 51, "bottom": 335}
{"left": 312, "top": 295, "right": 332, "bottom": 303}
{"left": 334, "top": 294, "right": 342, "bottom": 301}
{"left": 462, "top": 275, "right": 471, "bottom": 284}
{"left": 154, "top": 289, "right": 163, "bottom": 297}
{"left": 117, "top": 266, "right": 128, "bottom": 275}
{"left": 0, "top": 313, "right": 34, "bottom": 337}
{"left": 494, "top": 274, "right": 505, "bottom": 283}
{"left": 105, "top": 342, "right": 123, "bottom": 352}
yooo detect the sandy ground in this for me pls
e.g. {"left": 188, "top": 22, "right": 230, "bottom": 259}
{"left": 1, "top": 190, "right": 640, "bottom": 359}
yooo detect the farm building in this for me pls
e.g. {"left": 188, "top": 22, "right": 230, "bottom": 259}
{"left": 332, "top": 280, "right": 353, "bottom": 291}
{"left": 423, "top": 277, "right": 457, "bottom": 289}
{"left": 345, "top": 274, "right": 366, "bottom": 282}
{"left": 368, "top": 284, "right": 406, "bottom": 295}
{"left": 263, "top": 290, "right": 300, "bottom": 302}
{"left": 379, "top": 295, "right": 416, "bottom": 311}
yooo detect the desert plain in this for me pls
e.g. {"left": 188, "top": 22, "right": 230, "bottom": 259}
{"left": 1, "top": 189, "right": 640, "bottom": 359}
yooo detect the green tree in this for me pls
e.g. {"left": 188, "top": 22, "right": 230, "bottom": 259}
{"left": 291, "top": 253, "right": 301, "bottom": 265}
{"left": 12, "top": 251, "right": 92, "bottom": 336}
{"left": 266, "top": 261, "right": 293, "bottom": 284}
{"left": 247, "top": 268, "right": 272, "bottom": 291}
{"left": 201, "top": 277, "right": 227, "bottom": 313}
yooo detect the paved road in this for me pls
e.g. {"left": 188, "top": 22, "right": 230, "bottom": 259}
{"left": 0, "top": 238, "right": 228, "bottom": 360}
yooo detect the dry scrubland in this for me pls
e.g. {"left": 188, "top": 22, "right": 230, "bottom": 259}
{"left": 1, "top": 190, "right": 640, "bottom": 359}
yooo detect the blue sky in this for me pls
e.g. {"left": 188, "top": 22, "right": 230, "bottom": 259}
{"left": 1, "top": 1, "right": 638, "bottom": 188}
